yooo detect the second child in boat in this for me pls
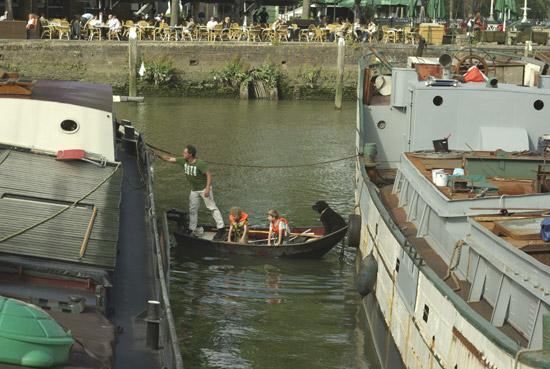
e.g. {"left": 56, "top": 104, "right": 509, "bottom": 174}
{"left": 267, "top": 210, "right": 290, "bottom": 246}
{"left": 228, "top": 207, "right": 249, "bottom": 244}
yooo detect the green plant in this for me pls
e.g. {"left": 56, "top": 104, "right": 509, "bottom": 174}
{"left": 212, "top": 57, "right": 249, "bottom": 89}
{"left": 300, "top": 66, "right": 322, "bottom": 88}
{"left": 142, "top": 57, "right": 179, "bottom": 87}
{"left": 249, "top": 64, "right": 283, "bottom": 88}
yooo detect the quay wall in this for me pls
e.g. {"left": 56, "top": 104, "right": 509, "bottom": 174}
{"left": 0, "top": 40, "right": 548, "bottom": 99}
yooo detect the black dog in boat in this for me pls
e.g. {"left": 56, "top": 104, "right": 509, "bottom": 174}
{"left": 312, "top": 201, "right": 347, "bottom": 235}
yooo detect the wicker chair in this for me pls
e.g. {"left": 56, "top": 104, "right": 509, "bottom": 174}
{"left": 40, "top": 19, "right": 55, "bottom": 39}
{"left": 246, "top": 26, "right": 262, "bottom": 42}
{"left": 122, "top": 20, "right": 134, "bottom": 39}
{"left": 108, "top": 26, "right": 121, "bottom": 40}
{"left": 228, "top": 23, "right": 242, "bottom": 41}
{"left": 86, "top": 22, "right": 101, "bottom": 41}
{"left": 299, "top": 24, "right": 315, "bottom": 42}
{"left": 57, "top": 20, "right": 70, "bottom": 40}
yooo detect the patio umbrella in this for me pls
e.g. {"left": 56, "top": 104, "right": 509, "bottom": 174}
{"left": 495, "top": 0, "right": 516, "bottom": 18}
{"left": 407, "top": 0, "right": 418, "bottom": 17}
{"left": 427, "top": 0, "right": 446, "bottom": 19}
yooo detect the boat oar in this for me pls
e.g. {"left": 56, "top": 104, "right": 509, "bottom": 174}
{"left": 289, "top": 228, "right": 312, "bottom": 242}
{"left": 248, "top": 238, "right": 269, "bottom": 244}
{"left": 79, "top": 206, "right": 98, "bottom": 259}
{"left": 248, "top": 229, "right": 321, "bottom": 238}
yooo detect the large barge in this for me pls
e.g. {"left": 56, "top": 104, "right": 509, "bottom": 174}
{"left": 0, "top": 73, "right": 182, "bottom": 368}
{"left": 353, "top": 54, "right": 550, "bottom": 369}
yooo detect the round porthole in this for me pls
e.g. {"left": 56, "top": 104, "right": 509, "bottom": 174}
{"left": 377, "top": 120, "right": 386, "bottom": 129}
{"left": 433, "top": 96, "right": 443, "bottom": 106}
{"left": 60, "top": 120, "right": 79, "bottom": 134}
{"left": 534, "top": 100, "right": 544, "bottom": 111}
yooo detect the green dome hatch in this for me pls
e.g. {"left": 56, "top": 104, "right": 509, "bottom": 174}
{"left": 0, "top": 296, "right": 74, "bottom": 367}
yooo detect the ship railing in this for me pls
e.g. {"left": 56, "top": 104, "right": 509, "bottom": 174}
{"left": 140, "top": 136, "right": 185, "bottom": 369}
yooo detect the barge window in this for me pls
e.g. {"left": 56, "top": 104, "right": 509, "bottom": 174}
{"left": 377, "top": 120, "right": 386, "bottom": 129}
{"left": 60, "top": 119, "right": 79, "bottom": 133}
{"left": 534, "top": 100, "right": 544, "bottom": 111}
{"left": 433, "top": 96, "right": 443, "bottom": 106}
{"left": 395, "top": 258, "right": 400, "bottom": 272}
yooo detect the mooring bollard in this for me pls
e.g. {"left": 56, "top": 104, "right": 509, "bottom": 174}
{"left": 335, "top": 37, "right": 345, "bottom": 109}
{"left": 145, "top": 300, "right": 161, "bottom": 350}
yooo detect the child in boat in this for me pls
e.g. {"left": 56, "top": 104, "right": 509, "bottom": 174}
{"left": 267, "top": 210, "right": 290, "bottom": 246}
{"left": 227, "top": 207, "right": 249, "bottom": 244}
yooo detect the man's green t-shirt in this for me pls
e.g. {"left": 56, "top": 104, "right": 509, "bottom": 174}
{"left": 175, "top": 158, "right": 209, "bottom": 191}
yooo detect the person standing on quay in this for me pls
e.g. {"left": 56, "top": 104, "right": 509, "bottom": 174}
{"left": 159, "top": 145, "right": 225, "bottom": 239}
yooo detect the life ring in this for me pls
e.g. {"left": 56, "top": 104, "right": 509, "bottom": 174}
{"left": 355, "top": 253, "right": 378, "bottom": 297}
{"left": 347, "top": 214, "right": 361, "bottom": 248}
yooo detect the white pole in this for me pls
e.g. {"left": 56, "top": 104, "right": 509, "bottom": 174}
{"left": 489, "top": 0, "right": 494, "bottom": 20}
{"left": 521, "top": 0, "right": 528, "bottom": 22}
{"left": 128, "top": 27, "right": 138, "bottom": 98}
{"left": 503, "top": 10, "right": 506, "bottom": 31}
{"left": 335, "top": 37, "right": 345, "bottom": 109}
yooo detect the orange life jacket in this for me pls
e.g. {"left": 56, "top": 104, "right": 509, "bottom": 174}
{"left": 271, "top": 217, "right": 289, "bottom": 235}
{"left": 229, "top": 212, "right": 248, "bottom": 229}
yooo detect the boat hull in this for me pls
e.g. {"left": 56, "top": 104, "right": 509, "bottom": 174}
{"left": 173, "top": 226, "right": 348, "bottom": 259}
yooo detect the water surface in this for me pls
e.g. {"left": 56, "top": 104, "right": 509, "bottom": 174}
{"left": 115, "top": 97, "right": 379, "bottom": 369}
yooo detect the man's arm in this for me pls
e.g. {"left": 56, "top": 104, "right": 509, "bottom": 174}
{"left": 158, "top": 154, "right": 177, "bottom": 163}
{"left": 204, "top": 171, "right": 212, "bottom": 197}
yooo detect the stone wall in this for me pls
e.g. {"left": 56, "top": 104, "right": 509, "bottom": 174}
{"left": 0, "top": 40, "right": 548, "bottom": 99}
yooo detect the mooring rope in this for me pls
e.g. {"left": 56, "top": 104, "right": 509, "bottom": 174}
{"left": 145, "top": 142, "right": 359, "bottom": 169}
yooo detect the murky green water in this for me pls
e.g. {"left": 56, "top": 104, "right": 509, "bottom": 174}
{"left": 115, "top": 98, "right": 379, "bottom": 369}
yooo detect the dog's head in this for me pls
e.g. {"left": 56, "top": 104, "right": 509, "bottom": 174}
{"left": 312, "top": 200, "right": 329, "bottom": 214}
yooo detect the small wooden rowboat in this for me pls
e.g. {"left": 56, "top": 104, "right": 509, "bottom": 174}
{"left": 166, "top": 209, "right": 348, "bottom": 259}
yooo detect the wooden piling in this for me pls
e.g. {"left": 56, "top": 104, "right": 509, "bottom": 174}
{"left": 335, "top": 37, "right": 345, "bottom": 109}
{"left": 128, "top": 27, "right": 138, "bottom": 98}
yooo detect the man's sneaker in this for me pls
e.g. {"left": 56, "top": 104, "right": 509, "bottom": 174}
{"left": 190, "top": 227, "right": 204, "bottom": 238}
{"left": 212, "top": 228, "right": 226, "bottom": 241}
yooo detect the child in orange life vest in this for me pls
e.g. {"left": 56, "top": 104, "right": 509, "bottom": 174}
{"left": 267, "top": 210, "right": 290, "bottom": 246}
{"left": 228, "top": 207, "right": 249, "bottom": 244}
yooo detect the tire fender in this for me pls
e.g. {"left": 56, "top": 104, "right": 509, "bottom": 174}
{"left": 347, "top": 214, "right": 361, "bottom": 248}
{"left": 355, "top": 253, "right": 378, "bottom": 297}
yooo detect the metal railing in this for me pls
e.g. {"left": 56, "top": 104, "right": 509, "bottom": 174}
{"left": 139, "top": 137, "right": 184, "bottom": 369}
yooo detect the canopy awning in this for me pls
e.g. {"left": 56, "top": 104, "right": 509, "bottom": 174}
{"left": 337, "top": 0, "right": 409, "bottom": 8}
{"left": 495, "top": 0, "right": 517, "bottom": 15}
{"left": 427, "top": 0, "right": 446, "bottom": 18}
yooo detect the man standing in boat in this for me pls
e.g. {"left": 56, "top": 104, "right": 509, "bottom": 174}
{"left": 159, "top": 145, "right": 225, "bottom": 240}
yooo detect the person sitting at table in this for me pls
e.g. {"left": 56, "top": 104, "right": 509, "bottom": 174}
{"left": 228, "top": 207, "right": 249, "bottom": 244}
{"left": 353, "top": 18, "right": 363, "bottom": 40}
{"left": 107, "top": 14, "right": 121, "bottom": 32}
{"left": 221, "top": 16, "right": 231, "bottom": 31}
{"left": 81, "top": 11, "right": 93, "bottom": 25}
{"left": 181, "top": 18, "right": 194, "bottom": 39}
{"left": 89, "top": 15, "right": 102, "bottom": 28}
{"left": 336, "top": 18, "right": 351, "bottom": 39}
{"left": 267, "top": 210, "right": 290, "bottom": 246}
{"left": 26, "top": 13, "right": 38, "bottom": 39}
{"left": 70, "top": 15, "right": 82, "bottom": 39}
{"left": 363, "top": 19, "right": 377, "bottom": 42}
{"left": 271, "top": 16, "right": 284, "bottom": 31}
{"left": 206, "top": 16, "right": 218, "bottom": 31}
